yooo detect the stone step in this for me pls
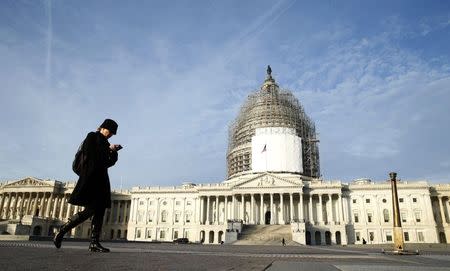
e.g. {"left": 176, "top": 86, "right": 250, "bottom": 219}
{"left": 235, "top": 225, "right": 294, "bottom": 245}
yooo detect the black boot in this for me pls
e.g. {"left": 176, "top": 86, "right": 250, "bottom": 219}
{"left": 53, "top": 214, "right": 84, "bottom": 249}
{"left": 89, "top": 224, "right": 109, "bottom": 253}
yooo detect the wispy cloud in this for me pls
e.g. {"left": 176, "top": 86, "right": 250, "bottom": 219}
{"left": 0, "top": 1, "right": 449, "bottom": 186}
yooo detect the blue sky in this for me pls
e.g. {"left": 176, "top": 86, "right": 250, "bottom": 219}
{"left": 1, "top": 0, "right": 449, "bottom": 188}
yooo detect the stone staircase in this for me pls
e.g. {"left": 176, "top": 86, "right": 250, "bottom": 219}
{"left": 234, "top": 225, "right": 298, "bottom": 246}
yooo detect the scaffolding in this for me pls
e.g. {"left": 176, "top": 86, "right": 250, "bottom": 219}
{"left": 227, "top": 66, "right": 320, "bottom": 178}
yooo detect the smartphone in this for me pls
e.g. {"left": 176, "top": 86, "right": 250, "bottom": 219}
{"left": 115, "top": 145, "right": 123, "bottom": 151}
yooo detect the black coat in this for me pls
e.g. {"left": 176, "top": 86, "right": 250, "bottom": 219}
{"left": 69, "top": 131, "right": 118, "bottom": 209}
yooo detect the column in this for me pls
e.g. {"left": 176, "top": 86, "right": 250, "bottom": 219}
{"left": 206, "top": 196, "right": 210, "bottom": 224}
{"left": 59, "top": 195, "right": 66, "bottom": 219}
{"left": 438, "top": 196, "right": 447, "bottom": 224}
{"left": 182, "top": 197, "right": 186, "bottom": 225}
{"left": 45, "top": 193, "right": 53, "bottom": 217}
{"left": 18, "top": 193, "right": 26, "bottom": 218}
{"left": 326, "top": 194, "right": 332, "bottom": 224}
{"left": 25, "top": 193, "right": 32, "bottom": 216}
{"left": 39, "top": 193, "right": 47, "bottom": 217}
{"left": 299, "top": 193, "right": 304, "bottom": 222}
{"left": 280, "top": 193, "right": 284, "bottom": 224}
{"left": 65, "top": 201, "right": 71, "bottom": 220}
{"left": 318, "top": 194, "right": 323, "bottom": 223}
{"left": 171, "top": 198, "right": 176, "bottom": 223}
{"left": 250, "top": 194, "right": 255, "bottom": 224}
{"left": 241, "top": 194, "right": 245, "bottom": 222}
{"left": 199, "top": 196, "right": 204, "bottom": 224}
{"left": 215, "top": 196, "right": 219, "bottom": 224}
{"left": 309, "top": 194, "right": 314, "bottom": 223}
{"left": 289, "top": 193, "right": 293, "bottom": 223}
{"left": 340, "top": 194, "right": 345, "bottom": 222}
{"left": 109, "top": 201, "right": 115, "bottom": 223}
{"left": 231, "top": 195, "right": 235, "bottom": 219}
{"left": 260, "top": 194, "right": 264, "bottom": 224}
{"left": 224, "top": 196, "right": 228, "bottom": 223}
{"left": 0, "top": 194, "right": 5, "bottom": 218}
{"left": 270, "top": 193, "right": 274, "bottom": 224}
{"left": 52, "top": 195, "right": 58, "bottom": 218}
{"left": 117, "top": 200, "right": 122, "bottom": 223}
{"left": 11, "top": 193, "right": 19, "bottom": 219}
{"left": 32, "top": 193, "right": 39, "bottom": 217}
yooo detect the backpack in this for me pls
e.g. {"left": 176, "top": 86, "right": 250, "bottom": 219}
{"left": 72, "top": 140, "right": 86, "bottom": 176}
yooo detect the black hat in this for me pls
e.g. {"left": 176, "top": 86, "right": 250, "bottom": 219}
{"left": 100, "top": 119, "right": 118, "bottom": 134}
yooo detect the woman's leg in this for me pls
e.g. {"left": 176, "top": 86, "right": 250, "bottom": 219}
{"left": 53, "top": 207, "right": 95, "bottom": 249}
{"left": 89, "top": 207, "right": 109, "bottom": 252}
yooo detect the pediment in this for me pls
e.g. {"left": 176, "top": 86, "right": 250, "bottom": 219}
{"left": 233, "top": 173, "right": 301, "bottom": 188}
{"left": 2, "top": 177, "right": 54, "bottom": 188}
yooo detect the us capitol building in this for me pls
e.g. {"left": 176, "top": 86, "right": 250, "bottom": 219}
{"left": 1, "top": 68, "right": 449, "bottom": 245}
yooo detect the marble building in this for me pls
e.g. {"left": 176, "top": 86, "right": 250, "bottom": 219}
{"left": 1, "top": 68, "right": 449, "bottom": 245}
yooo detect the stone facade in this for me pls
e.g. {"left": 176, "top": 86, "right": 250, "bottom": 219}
{"left": 0, "top": 177, "right": 130, "bottom": 240}
{"left": 2, "top": 175, "right": 448, "bottom": 245}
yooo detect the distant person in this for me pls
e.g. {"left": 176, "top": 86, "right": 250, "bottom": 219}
{"left": 282, "top": 238, "right": 286, "bottom": 246}
{"left": 53, "top": 119, "right": 122, "bottom": 252}
{"left": 362, "top": 238, "right": 367, "bottom": 245}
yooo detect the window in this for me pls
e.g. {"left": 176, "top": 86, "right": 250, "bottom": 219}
{"left": 355, "top": 232, "right": 361, "bottom": 242}
{"left": 401, "top": 212, "right": 407, "bottom": 223}
{"left": 139, "top": 200, "right": 145, "bottom": 205}
{"left": 186, "top": 213, "right": 191, "bottom": 223}
{"left": 176, "top": 201, "right": 180, "bottom": 206}
{"left": 353, "top": 199, "right": 357, "bottom": 204}
{"left": 368, "top": 213, "right": 373, "bottom": 223}
{"left": 160, "top": 230, "right": 165, "bottom": 239}
{"left": 147, "top": 229, "right": 152, "bottom": 239}
{"left": 186, "top": 201, "right": 191, "bottom": 206}
{"left": 369, "top": 232, "right": 374, "bottom": 242}
{"left": 138, "top": 211, "right": 144, "bottom": 222}
{"left": 418, "top": 232, "right": 424, "bottom": 242}
{"left": 148, "top": 212, "right": 153, "bottom": 222}
{"left": 383, "top": 209, "right": 390, "bottom": 223}
{"left": 415, "top": 211, "right": 421, "bottom": 223}
{"left": 149, "top": 201, "right": 153, "bottom": 205}
{"left": 136, "top": 229, "right": 141, "bottom": 238}
{"left": 366, "top": 199, "right": 370, "bottom": 204}
{"left": 173, "top": 231, "right": 178, "bottom": 239}
{"left": 161, "top": 211, "right": 167, "bottom": 222}
{"left": 354, "top": 213, "right": 359, "bottom": 223}
{"left": 404, "top": 232, "right": 409, "bottom": 242}
{"left": 399, "top": 198, "right": 404, "bottom": 203}
{"left": 175, "top": 213, "right": 180, "bottom": 223}
{"left": 386, "top": 233, "right": 392, "bottom": 242}
{"left": 413, "top": 198, "right": 417, "bottom": 203}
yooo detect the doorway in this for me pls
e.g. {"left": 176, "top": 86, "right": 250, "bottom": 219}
{"left": 265, "top": 211, "right": 271, "bottom": 224}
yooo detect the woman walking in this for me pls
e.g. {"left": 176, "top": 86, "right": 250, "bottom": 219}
{"left": 53, "top": 119, "right": 122, "bottom": 252}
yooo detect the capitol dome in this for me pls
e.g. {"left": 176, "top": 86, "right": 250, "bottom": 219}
{"left": 227, "top": 66, "right": 320, "bottom": 178}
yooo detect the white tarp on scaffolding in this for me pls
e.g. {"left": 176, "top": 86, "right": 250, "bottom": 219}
{"left": 251, "top": 127, "right": 302, "bottom": 173}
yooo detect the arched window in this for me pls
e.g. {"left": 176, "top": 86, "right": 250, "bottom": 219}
{"left": 383, "top": 209, "right": 389, "bottom": 223}
{"left": 161, "top": 210, "right": 167, "bottom": 222}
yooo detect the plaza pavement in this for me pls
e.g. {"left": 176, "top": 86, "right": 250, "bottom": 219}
{"left": 0, "top": 241, "right": 449, "bottom": 271}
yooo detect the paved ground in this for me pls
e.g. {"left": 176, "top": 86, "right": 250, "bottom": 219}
{"left": 0, "top": 241, "right": 449, "bottom": 271}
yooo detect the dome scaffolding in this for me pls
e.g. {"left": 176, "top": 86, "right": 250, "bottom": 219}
{"left": 226, "top": 66, "right": 320, "bottom": 179}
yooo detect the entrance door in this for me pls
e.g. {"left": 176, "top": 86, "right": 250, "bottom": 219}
{"left": 265, "top": 211, "right": 271, "bottom": 224}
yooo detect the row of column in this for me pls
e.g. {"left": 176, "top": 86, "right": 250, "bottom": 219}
{"left": 0, "top": 192, "right": 130, "bottom": 224}
{"left": 199, "top": 193, "right": 346, "bottom": 225}
{"left": 0, "top": 192, "right": 72, "bottom": 220}
{"left": 104, "top": 200, "right": 129, "bottom": 225}
{"left": 437, "top": 196, "right": 449, "bottom": 225}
